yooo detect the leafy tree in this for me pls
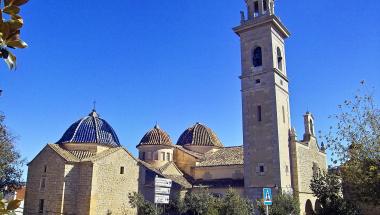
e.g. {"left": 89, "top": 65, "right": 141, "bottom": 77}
{"left": 310, "top": 170, "right": 360, "bottom": 215}
{"left": 323, "top": 82, "right": 380, "bottom": 204}
{"left": 0, "top": 0, "right": 29, "bottom": 70}
{"left": 183, "top": 189, "right": 220, "bottom": 215}
{"left": 128, "top": 192, "right": 161, "bottom": 215}
{"left": 220, "top": 189, "right": 254, "bottom": 215}
{"left": 0, "top": 192, "right": 22, "bottom": 215}
{"left": 0, "top": 114, "right": 24, "bottom": 194}
{"left": 129, "top": 189, "right": 255, "bottom": 215}
{"left": 257, "top": 193, "right": 299, "bottom": 215}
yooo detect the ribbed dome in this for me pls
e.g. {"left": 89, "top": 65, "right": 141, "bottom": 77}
{"left": 137, "top": 124, "right": 173, "bottom": 147}
{"left": 57, "top": 110, "right": 121, "bottom": 147}
{"left": 177, "top": 123, "right": 223, "bottom": 147}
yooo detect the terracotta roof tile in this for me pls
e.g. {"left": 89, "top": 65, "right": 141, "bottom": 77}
{"left": 196, "top": 146, "right": 243, "bottom": 167}
{"left": 137, "top": 125, "right": 173, "bottom": 147}
{"left": 177, "top": 123, "right": 223, "bottom": 147}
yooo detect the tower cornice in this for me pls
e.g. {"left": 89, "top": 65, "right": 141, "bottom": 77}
{"left": 233, "top": 15, "right": 290, "bottom": 38}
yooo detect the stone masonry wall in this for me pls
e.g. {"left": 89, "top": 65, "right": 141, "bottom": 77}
{"left": 89, "top": 149, "right": 139, "bottom": 215}
{"left": 24, "top": 146, "right": 66, "bottom": 215}
{"left": 290, "top": 138, "right": 327, "bottom": 215}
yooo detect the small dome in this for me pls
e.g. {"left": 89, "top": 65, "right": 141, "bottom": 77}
{"left": 177, "top": 123, "right": 223, "bottom": 147}
{"left": 137, "top": 124, "right": 173, "bottom": 147}
{"left": 57, "top": 110, "right": 121, "bottom": 147}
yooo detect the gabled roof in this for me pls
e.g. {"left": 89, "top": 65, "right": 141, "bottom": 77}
{"left": 35, "top": 144, "right": 134, "bottom": 164}
{"left": 48, "top": 144, "right": 80, "bottom": 162}
{"left": 158, "top": 162, "right": 183, "bottom": 176}
{"left": 138, "top": 160, "right": 192, "bottom": 188}
{"left": 196, "top": 146, "right": 244, "bottom": 167}
{"left": 174, "top": 145, "right": 204, "bottom": 159}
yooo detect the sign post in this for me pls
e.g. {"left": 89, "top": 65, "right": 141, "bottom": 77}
{"left": 154, "top": 176, "right": 172, "bottom": 214}
{"left": 263, "top": 188, "right": 273, "bottom": 215}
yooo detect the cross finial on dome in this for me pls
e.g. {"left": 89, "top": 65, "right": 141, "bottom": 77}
{"left": 89, "top": 101, "right": 99, "bottom": 117}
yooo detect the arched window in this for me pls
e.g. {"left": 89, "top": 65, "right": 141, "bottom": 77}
{"left": 263, "top": 0, "right": 268, "bottom": 12}
{"left": 277, "top": 47, "right": 283, "bottom": 70}
{"left": 253, "top": 47, "right": 263, "bottom": 67}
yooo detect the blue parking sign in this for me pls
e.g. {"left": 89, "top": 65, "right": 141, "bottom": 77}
{"left": 263, "top": 188, "right": 272, "bottom": 205}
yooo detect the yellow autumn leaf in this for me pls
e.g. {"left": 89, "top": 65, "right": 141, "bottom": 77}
{"left": 3, "top": 5, "right": 20, "bottom": 15}
{"left": 6, "top": 199, "right": 21, "bottom": 210}
{"left": 11, "top": 0, "right": 29, "bottom": 6}
{"left": 7, "top": 39, "right": 27, "bottom": 48}
{"left": 8, "top": 18, "right": 23, "bottom": 30}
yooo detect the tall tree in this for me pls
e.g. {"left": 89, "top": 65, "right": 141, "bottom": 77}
{"left": 310, "top": 170, "right": 360, "bottom": 215}
{"left": 323, "top": 82, "right": 380, "bottom": 204}
{"left": 0, "top": 113, "right": 24, "bottom": 194}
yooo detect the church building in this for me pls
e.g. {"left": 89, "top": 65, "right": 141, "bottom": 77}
{"left": 24, "top": 1, "right": 327, "bottom": 214}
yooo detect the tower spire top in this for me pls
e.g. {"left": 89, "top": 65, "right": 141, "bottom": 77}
{"left": 244, "top": 0, "right": 275, "bottom": 21}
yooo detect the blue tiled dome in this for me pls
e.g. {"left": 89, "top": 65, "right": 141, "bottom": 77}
{"left": 57, "top": 110, "right": 121, "bottom": 147}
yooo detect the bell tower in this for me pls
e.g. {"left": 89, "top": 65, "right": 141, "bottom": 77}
{"left": 234, "top": 0, "right": 293, "bottom": 199}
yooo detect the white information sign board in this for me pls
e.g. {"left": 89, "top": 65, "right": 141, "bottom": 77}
{"left": 154, "top": 177, "right": 172, "bottom": 188}
{"left": 154, "top": 177, "right": 172, "bottom": 204}
{"left": 154, "top": 194, "right": 170, "bottom": 204}
{"left": 155, "top": 187, "right": 171, "bottom": 195}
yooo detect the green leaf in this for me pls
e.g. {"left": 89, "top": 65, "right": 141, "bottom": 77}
{"left": 3, "top": 5, "right": 20, "bottom": 15}
{"left": 6, "top": 199, "right": 21, "bottom": 210}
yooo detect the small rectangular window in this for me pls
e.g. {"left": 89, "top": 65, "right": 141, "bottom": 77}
{"left": 256, "top": 163, "right": 265, "bottom": 176}
{"left": 255, "top": 79, "right": 261, "bottom": 84}
{"left": 282, "top": 106, "right": 286, "bottom": 123}
{"left": 162, "top": 152, "right": 166, "bottom": 161}
{"left": 44, "top": 165, "right": 47, "bottom": 173}
{"left": 263, "top": 0, "right": 268, "bottom": 11}
{"left": 120, "top": 167, "right": 125, "bottom": 174}
{"left": 166, "top": 153, "right": 171, "bottom": 161}
{"left": 38, "top": 199, "right": 44, "bottom": 213}
{"left": 40, "top": 177, "right": 46, "bottom": 191}
{"left": 141, "top": 152, "right": 145, "bottom": 160}
{"left": 257, "top": 105, "right": 262, "bottom": 122}
{"left": 260, "top": 165, "right": 265, "bottom": 173}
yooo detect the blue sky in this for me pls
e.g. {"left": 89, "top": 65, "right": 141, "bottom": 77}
{"left": 0, "top": 0, "right": 379, "bottom": 178}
